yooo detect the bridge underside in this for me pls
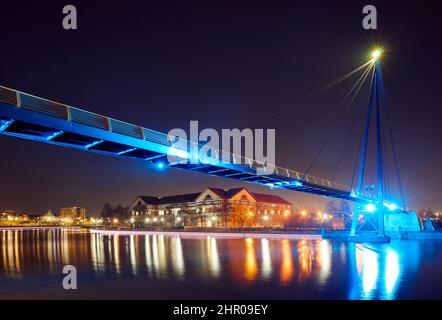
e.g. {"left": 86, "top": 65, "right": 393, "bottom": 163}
{"left": 0, "top": 86, "right": 373, "bottom": 205}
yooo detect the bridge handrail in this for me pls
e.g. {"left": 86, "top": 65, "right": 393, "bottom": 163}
{"left": 0, "top": 85, "right": 357, "bottom": 194}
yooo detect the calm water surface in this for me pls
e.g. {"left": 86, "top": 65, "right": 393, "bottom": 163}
{"left": 0, "top": 229, "right": 441, "bottom": 299}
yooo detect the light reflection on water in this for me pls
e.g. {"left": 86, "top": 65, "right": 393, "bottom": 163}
{"left": 0, "top": 229, "right": 439, "bottom": 299}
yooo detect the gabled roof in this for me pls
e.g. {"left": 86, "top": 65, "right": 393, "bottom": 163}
{"left": 249, "top": 192, "right": 291, "bottom": 205}
{"left": 136, "top": 188, "right": 291, "bottom": 206}
{"left": 206, "top": 188, "right": 228, "bottom": 199}
{"left": 137, "top": 193, "right": 201, "bottom": 205}
{"left": 156, "top": 193, "right": 201, "bottom": 205}
{"left": 225, "top": 188, "right": 245, "bottom": 198}
{"left": 138, "top": 196, "right": 160, "bottom": 205}
{"left": 206, "top": 187, "right": 244, "bottom": 199}
{"left": 207, "top": 187, "right": 290, "bottom": 204}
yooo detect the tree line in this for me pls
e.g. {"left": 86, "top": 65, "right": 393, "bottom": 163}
{"left": 100, "top": 203, "right": 131, "bottom": 220}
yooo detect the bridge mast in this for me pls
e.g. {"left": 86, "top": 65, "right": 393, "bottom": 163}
{"left": 374, "top": 60, "right": 385, "bottom": 237}
{"left": 350, "top": 51, "right": 385, "bottom": 238}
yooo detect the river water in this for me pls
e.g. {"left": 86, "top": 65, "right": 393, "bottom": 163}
{"left": 0, "top": 228, "right": 441, "bottom": 299}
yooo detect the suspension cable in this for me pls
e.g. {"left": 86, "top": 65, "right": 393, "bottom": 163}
{"left": 248, "top": 60, "right": 374, "bottom": 129}
{"left": 303, "top": 63, "right": 375, "bottom": 177}
{"left": 350, "top": 67, "right": 376, "bottom": 191}
{"left": 379, "top": 70, "right": 406, "bottom": 208}
{"left": 310, "top": 60, "right": 374, "bottom": 97}
{"left": 331, "top": 64, "right": 375, "bottom": 181}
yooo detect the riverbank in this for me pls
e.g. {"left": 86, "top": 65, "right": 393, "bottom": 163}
{"left": 3, "top": 226, "right": 442, "bottom": 242}
{"left": 89, "top": 228, "right": 322, "bottom": 240}
{"left": 0, "top": 226, "right": 83, "bottom": 231}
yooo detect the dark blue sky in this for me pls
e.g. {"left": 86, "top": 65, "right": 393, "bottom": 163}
{"left": 0, "top": 0, "right": 441, "bottom": 215}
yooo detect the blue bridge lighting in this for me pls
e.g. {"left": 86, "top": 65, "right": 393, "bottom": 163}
{"left": 384, "top": 203, "right": 398, "bottom": 211}
{"left": 157, "top": 162, "right": 165, "bottom": 169}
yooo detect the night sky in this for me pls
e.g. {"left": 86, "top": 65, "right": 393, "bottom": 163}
{"left": 0, "top": 0, "right": 441, "bottom": 216}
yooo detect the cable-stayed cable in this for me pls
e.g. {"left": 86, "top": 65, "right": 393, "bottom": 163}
{"left": 302, "top": 63, "right": 375, "bottom": 177}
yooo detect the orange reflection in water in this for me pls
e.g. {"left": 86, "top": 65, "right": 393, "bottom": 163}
{"left": 1, "top": 231, "right": 22, "bottom": 278}
{"left": 297, "top": 240, "right": 313, "bottom": 281}
{"left": 280, "top": 239, "right": 294, "bottom": 283}
{"left": 244, "top": 238, "right": 258, "bottom": 281}
{"left": 0, "top": 229, "right": 94, "bottom": 279}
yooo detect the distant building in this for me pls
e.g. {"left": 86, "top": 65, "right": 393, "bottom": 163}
{"left": 1, "top": 210, "right": 17, "bottom": 221}
{"left": 39, "top": 208, "right": 59, "bottom": 224}
{"left": 59, "top": 207, "right": 86, "bottom": 222}
{"left": 130, "top": 187, "right": 292, "bottom": 228}
{"left": 1, "top": 210, "right": 31, "bottom": 223}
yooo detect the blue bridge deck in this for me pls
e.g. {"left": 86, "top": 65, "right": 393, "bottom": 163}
{"left": 0, "top": 85, "right": 375, "bottom": 204}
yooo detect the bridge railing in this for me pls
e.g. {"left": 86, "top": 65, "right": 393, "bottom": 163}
{"left": 0, "top": 85, "right": 173, "bottom": 147}
{"left": 0, "top": 85, "right": 374, "bottom": 197}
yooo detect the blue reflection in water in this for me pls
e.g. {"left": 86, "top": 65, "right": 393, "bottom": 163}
{"left": 318, "top": 240, "right": 331, "bottom": 286}
{"left": 385, "top": 249, "right": 400, "bottom": 298}
{"left": 361, "top": 246, "right": 379, "bottom": 299}
{"left": 348, "top": 244, "right": 402, "bottom": 300}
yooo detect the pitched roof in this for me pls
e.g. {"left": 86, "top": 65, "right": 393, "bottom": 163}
{"left": 206, "top": 187, "right": 244, "bottom": 199}
{"left": 41, "top": 208, "right": 58, "bottom": 217}
{"left": 138, "top": 193, "right": 201, "bottom": 205}
{"left": 138, "top": 196, "right": 160, "bottom": 205}
{"left": 207, "top": 187, "right": 291, "bottom": 205}
{"left": 249, "top": 192, "right": 291, "bottom": 205}
{"left": 156, "top": 193, "right": 201, "bottom": 205}
{"left": 137, "top": 188, "right": 291, "bottom": 206}
{"left": 225, "top": 188, "right": 245, "bottom": 198}
{"left": 206, "top": 188, "right": 228, "bottom": 199}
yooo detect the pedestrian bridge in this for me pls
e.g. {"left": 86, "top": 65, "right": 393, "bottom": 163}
{"left": 0, "top": 85, "right": 374, "bottom": 205}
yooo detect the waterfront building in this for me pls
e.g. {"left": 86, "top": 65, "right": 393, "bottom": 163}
{"left": 38, "top": 208, "right": 59, "bottom": 224}
{"left": 0, "top": 210, "right": 33, "bottom": 224}
{"left": 59, "top": 206, "right": 86, "bottom": 223}
{"left": 130, "top": 187, "right": 292, "bottom": 228}
{"left": 1, "top": 210, "right": 17, "bottom": 221}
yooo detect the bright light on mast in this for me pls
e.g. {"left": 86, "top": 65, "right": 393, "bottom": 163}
{"left": 371, "top": 49, "right": 382, "bottom": 60}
